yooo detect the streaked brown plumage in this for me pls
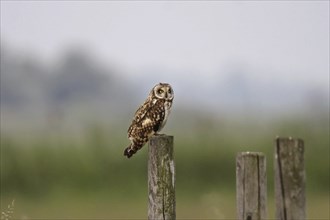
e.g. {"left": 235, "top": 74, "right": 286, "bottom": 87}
{"left": 124, "top": 83, "right": 174, "bottom": 158}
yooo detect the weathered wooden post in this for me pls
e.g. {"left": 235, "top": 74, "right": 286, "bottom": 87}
{"left": 148, "top": 135, "right": 175, "bottom": 220}
{"left": 236, "top": 152, "right": 267, "bottom": 220}
{"left": 274, "top": 137, "right": 305, "bottom": 220}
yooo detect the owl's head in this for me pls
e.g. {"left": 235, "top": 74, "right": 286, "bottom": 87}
{"left": 151, "top": 83, "right": 174, "bottom": 101}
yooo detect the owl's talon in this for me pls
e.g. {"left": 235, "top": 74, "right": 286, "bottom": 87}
{"left": 154, "top": 133, "right": 165, "bottom": 136}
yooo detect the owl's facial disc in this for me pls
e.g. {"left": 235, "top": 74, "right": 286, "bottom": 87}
{"left": 153, "top": 83, "right": 174, "bottom": 100}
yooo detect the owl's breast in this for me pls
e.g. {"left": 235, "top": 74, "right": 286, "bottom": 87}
{"left": 158, "top": 100, "right": 172, "bottom": 132}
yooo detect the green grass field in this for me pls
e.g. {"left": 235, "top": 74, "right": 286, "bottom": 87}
{"left": 1, "top": 115, "right": 329, "bottom": 219}
{"left": 1, "top": 189, "right": 329, "bottom": 219}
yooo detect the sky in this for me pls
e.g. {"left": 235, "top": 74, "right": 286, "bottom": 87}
{"left": 1, "top": 1, "right": 329, "bottom": 88}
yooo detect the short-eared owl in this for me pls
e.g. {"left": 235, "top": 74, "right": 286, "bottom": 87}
{"left": 124, "top": 83, "right": 174, "bottom": 158}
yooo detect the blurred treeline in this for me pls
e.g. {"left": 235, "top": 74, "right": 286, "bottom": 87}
{"left": 1, "top": 45, "right": 329, "bottom": 218}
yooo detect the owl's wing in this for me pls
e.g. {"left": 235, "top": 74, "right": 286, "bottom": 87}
{"left": 127, "top": 97, "right": 154, "bottom": 133}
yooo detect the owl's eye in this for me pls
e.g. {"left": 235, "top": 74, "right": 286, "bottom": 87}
{"left": 168, "top": 88, "right": 172, "bottom": 94}
{"left": 157, "top": 89, "right": 163, "bottom": 94}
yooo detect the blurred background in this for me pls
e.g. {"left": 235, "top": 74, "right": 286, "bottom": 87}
{"left": 1, "top": 1, "right": 329, "bottom": 219}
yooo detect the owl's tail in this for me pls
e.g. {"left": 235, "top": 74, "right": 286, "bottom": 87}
{"left": 124, "top": 144, "right": 140, "bottom": 158}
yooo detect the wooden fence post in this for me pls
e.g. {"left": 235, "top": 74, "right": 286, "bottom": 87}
{"left": 236, "top": 152, "right": 267, "bottom": 220}
{"left": 274, "top": 137, "right": 305, "bottom": 220}
{"left": 148, "top": 135, "right": 175, "bottom": 220}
